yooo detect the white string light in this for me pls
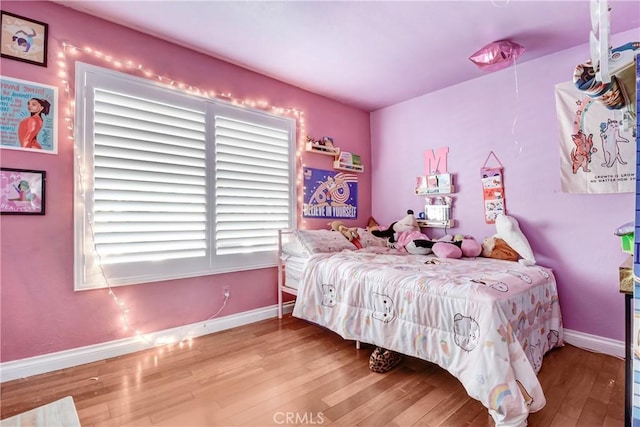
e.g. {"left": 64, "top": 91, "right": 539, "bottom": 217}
{"left": 56, "top": 39, "right": 307, "bottom": 346}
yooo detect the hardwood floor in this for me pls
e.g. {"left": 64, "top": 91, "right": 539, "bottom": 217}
{"left": 0, "top": 315, "right": 625, "bottom": 426}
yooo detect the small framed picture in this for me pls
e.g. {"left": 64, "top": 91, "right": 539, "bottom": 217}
{"left": 0, "top": 11, "right": 48, "bottom": 67}
{"left": 0, "top": 167, "right": 46, "bottom": 215}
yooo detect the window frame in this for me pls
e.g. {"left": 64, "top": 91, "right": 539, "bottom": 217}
{"left": 74, "top": 62, "right": 297, "bottom": 291}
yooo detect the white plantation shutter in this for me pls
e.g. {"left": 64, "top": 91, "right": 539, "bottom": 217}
{"left": 75, "top": 63, "right": 296, "bottom": 290}
{"left": 214, "top": 107, "right": 293, "bottom": 255}
{"left": 93, "top": 89, "right": 208, "bottom": 264}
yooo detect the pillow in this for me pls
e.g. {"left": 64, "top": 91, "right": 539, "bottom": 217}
{"left": 432, "top": 241, "right": 462, "bottom": 259}
{"left": 281, "top": 235, "right": 310, "bottom": 257}
{"left": 294, "top": 229, "right": 356, "bottom": 254}
{"left": 356, "top": 228, "right": 388, "bottom": 248}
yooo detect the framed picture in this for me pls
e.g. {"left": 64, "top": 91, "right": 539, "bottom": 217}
{"left": 0, "top": 168, "right": 46, "bottom": 215}
{"left": 0, "top": 76, "right": 58, "bottom": 154}
{"left": 0, "top": 11, "right": 48, "bottom": 67}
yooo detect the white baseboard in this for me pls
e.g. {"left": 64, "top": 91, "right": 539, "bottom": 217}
{"left": 0, "top": 302, "right": 295, "bottom": 383}
{"left": 0, "top": 310, "right": 622, "bottom": 384}
{"left": 563, "top": 328, "right": 625, "bottom": 359}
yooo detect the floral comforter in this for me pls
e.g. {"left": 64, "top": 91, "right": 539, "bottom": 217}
{"left": 292, "top": 247, "right": 563, "bottom": 427}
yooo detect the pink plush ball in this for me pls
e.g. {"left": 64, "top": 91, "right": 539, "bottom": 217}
{"left": 461, "top": 238, "right": 482, "bottom": 257}
{"left": 432, "top": 242, "right": 462, "bottom": 259}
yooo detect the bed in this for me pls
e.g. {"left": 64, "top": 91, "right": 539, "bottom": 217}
{"left": 278, "top": 228, "right": 563, "bottom": 427}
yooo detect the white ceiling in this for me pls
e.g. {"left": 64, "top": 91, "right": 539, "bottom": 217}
{"left": 54, "top": 0, "right": 640, "bottom": 112}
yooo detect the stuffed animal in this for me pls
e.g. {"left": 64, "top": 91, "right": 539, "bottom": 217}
{"left": 366, "top": 216, "right": 380, "bottom": 233}
{"left": 481, "top": 214, "right": 536, "bottom": 265}
{"left": 328, "top": 220, "right": 362, "bottom": 249}
{"left": 371, "top": 209, "right": 420, "bottom": 242}
{"left": 481, "top": 237, "right": 519, "bottom": 261}
{"left": 371, "top": 210, "right": 482, "bottom": 258}
{"left": 429, "top": 234, "right": 481, "bottom": 259}
{"left": 371, "top": 210, "right": 432, "bottom": 254}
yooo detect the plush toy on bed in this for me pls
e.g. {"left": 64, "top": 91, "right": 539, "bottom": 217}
{"left": 430, "top": 234, "right": 482, "bottom": 259}
{"left": 328, "top": 220, "right": 363, "bottom": 249}
{"left": 481, "top": 213, "right": 536, "bottom": 265}
{"left": 371, "top": 210, "right": 482, "bottom": 257}
{"left": 371, "top": 210, "right": 433, "bottom": 254}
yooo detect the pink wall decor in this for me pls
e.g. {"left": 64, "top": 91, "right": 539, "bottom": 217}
{"left": 423, "top": 147, "right": 449, "bottom": 174}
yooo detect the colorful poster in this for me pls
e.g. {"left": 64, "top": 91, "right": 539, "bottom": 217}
{"left": 303, "top": 168, "right": 358, "bottom": 219}
{"left": 554, "top": 80, "right": 635, "bottom": 193}
{"left": 0, "top": 76, "right": 58, "bottom": 154}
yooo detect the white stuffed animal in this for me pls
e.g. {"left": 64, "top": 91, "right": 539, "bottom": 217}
{"left": 494, "top": 214, "right": 536, "bottom": 266}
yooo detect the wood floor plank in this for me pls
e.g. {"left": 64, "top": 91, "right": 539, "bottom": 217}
{"left": 0, "top": 315, "right": 626, "bottom": 426}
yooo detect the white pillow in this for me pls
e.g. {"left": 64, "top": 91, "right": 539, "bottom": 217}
{"left": 294, "top": 229, "right": 356, "bottom": 254}
{"left": 281, "top": 235, "right": 310, "bottom": 257}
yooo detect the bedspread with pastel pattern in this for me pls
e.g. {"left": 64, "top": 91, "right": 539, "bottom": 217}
{"left": 292, "top": 247, "right": 563, "bottom": 427}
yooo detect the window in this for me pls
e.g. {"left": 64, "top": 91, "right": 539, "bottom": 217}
{"left": 74, "top": 63, "right": 296, "bottom": 290}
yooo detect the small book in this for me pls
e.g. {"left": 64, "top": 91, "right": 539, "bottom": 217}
{"left": 435, "top": 173, "right": 451, "bottom": 187}
{"left": 338, "top": 152, "right": 353, "bottom": 165}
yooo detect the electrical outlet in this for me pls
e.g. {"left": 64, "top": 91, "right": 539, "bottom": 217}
{"left": 223, "top": 287, "right": 230, "bottom": 298}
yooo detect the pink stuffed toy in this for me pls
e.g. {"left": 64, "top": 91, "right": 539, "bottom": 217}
{"left": 396, "top": 230, "right": 431, "bottom": 254}
{"left": 432, "top": 235, "right": 482, "bottom": 259}
{"left": 371, "top": 210, "right": 433, "bottom": 254}
{"left": 371, "top": 210, "right": 482, "bottom": 258}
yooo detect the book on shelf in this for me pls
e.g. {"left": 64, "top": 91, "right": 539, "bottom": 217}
{"left": 338, "top": 151, "right": 353, "bottom": 165}
{"left": 435, "top": 173, "right": 451, "bottom": 187}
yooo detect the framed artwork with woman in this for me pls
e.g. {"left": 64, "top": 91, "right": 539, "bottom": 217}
{"left": 0, "top": 76, "right": 57, "bottom": 154}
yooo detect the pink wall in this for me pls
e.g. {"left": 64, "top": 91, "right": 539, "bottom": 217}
{"left": 371, "top": 28, "right": 639, "bottom": 342}
{"left": 0, "top": 1, "right": 371, "bottom": 362}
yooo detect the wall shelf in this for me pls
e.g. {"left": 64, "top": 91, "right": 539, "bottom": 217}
{"left": 415, "top": 173, "right": 455, "bottom": 195}
{"left": 306, "top": 137, "right": 364, "bottom": 173}
{"left": 417, "top": 219, "right": 455, "bottom": 229}
{"left": 305, "top": 141, "right": 340, "bottom": 156}
{"left": 333, "top": 160, "right": 364, "bottom": 173}
{"left": 415, "top": 185, "right": 455, "bottom": 195}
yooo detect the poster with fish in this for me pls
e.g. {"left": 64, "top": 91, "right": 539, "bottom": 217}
{"left": 303, "top": 168, "right": 358, "bottom": 219}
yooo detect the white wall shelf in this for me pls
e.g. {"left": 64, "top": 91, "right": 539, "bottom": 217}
{"left": 415, "top": 185, "right": 455, "bottom": 195}
{"left": 305, "top": 141, "right": 340, "bottom": 156}
{"left": 417, "top": 219, "right": 455, "bottom": 229}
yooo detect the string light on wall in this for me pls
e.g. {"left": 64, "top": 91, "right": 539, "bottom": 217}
{"left": 56, "top": 40, "right": 307, "bottom": 345}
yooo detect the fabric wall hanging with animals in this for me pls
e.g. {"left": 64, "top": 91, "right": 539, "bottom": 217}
{"left": 481, "top": 151, "right": 506, "bottom": 224}
{"left": 554, "top": 79, "right": 635, "bottom": 194}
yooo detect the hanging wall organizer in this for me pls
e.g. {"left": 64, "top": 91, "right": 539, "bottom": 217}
{"left": 481, "top": 151, "right": 506, "bottom": 224}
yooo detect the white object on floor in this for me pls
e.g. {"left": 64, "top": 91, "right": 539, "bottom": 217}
{"left": 0, "top": 396, "right": 81, "bottom": 427}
